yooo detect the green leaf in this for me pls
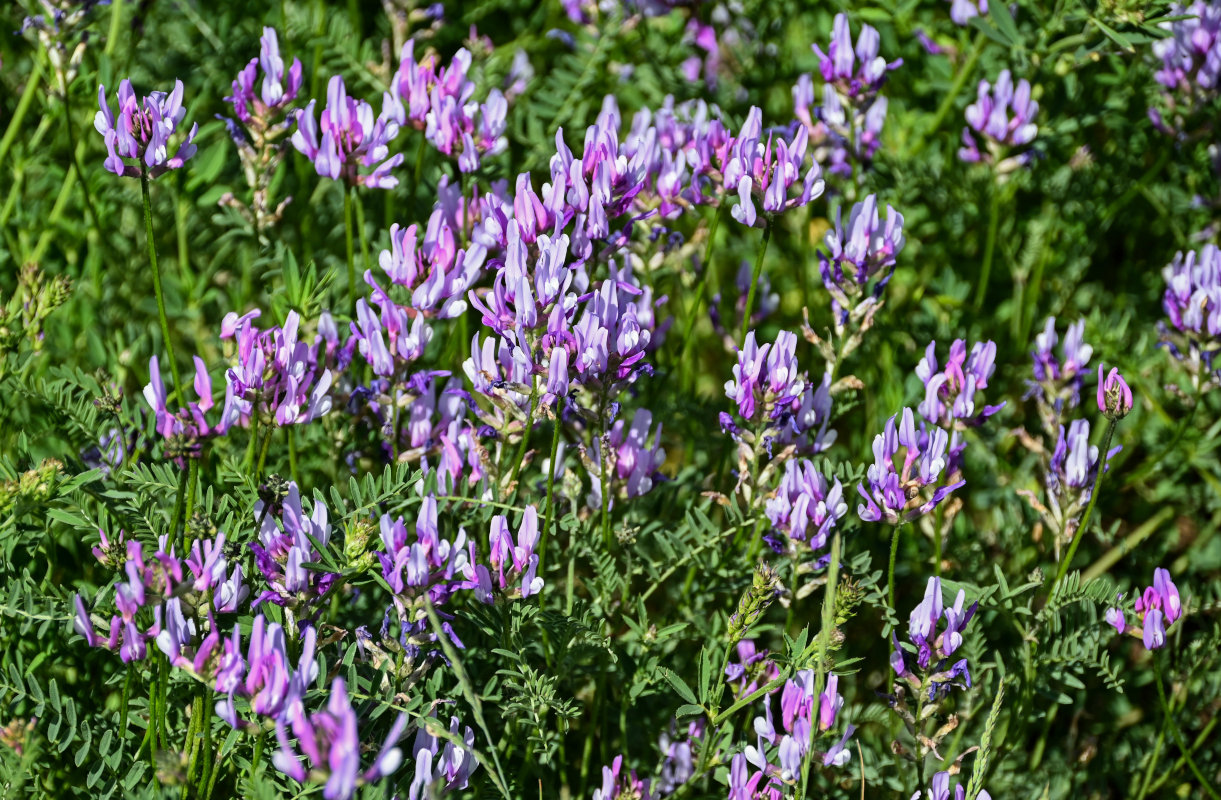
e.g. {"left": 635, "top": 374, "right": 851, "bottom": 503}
{"left": 659, "top": 667, "right": 698, "bottom": 705}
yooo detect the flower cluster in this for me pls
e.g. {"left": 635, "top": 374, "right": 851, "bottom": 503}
{"left": 764, "top": 458, "right": 847, "bottom": 561}
{"left": 292, "top": 75, "right": 404, "bottom": 188}
{"left": 809, "top": 14, "right": 901, "bottom": 102}
{"left": 891, "top": 577, "right": 978, "bottom": 699}
{"left": 856, "top": 408, "right": 963, "bottom": 525}
{"left": 958, "top": 69, "right": 1039, "bottom": 170}
{"left": 723, "top": 331, "right": 835, "bottom": 451}
{"left": 95, "top": 79, "right": 198, "bottom": 178}
{"left": 948, "top": 0, "right": 988, "bottom": 26}
{"left": 251, "top": 482, "right": 338, "bottom": 611}
{"left": 1039, "top": 418, "right": 1120, "bottom": 547}
{"left": 593, "top": 754, "right": 654, "bottom": 800}
{"left": 729, "top": 670, "right": 854, "bottom": 799}
{"left": 470, "top": 505, "right": 545, "bottom": 602}
{"left": 915, "top": 338, "right": 1003, "bottom": 429}
{"left": 375, "top": 496, "right": 472, "bottom": 614}
{"left": 1027, "top": 316, "right": 1094, "bottom": 429}
{"left": 388, "top": 41, "right": 508, "bottom": 172}
{"left": 1149, "top": 2, "right": 1221, "bottom": 133}
{"left": 226, "top": 27, "right": 302, "bottom": 126}
{"left": 406, "top": 714, "right": 480, "bottom": 799}
{"left": 912, "top": 771, "right": 991, "bottom": 800}
{"left": 1106, "top": 567, "right": 1184, "bottom": 650}
{"left": 725, "top": 639, "right": 780, "bottom": 699}
{"left": 1160, "top": 243, "right": 1221, "bottom": 387}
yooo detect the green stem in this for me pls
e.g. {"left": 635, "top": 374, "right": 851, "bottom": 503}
{"left": 537, "top": 412, "right": 563, "bottom": 576}
{"left": 143, "top": 171, "right": 184, "bottom": 406}
{"left": 912, "top": 31, "right": 987, "bottom": 156}
{"left": 888, "top": 524, "right": 902, "bottom": 613}
{"left": 249, "top": 731, "right": 264, "bottom": 783}
{"left": 678, "top": 204, "right": 727, "bottom": 387}
{"left": 353, "top": 186, "right": 369, "bottom": 276}
{"left": 256, "top": 429, "right": 273, "bottom": 477}
{"left": 739, "top": 220, "right": 773, "bottom": 347}
{"left": 974, "top": 184, "right": 1002, "bottom": 312}
{"left": 61, "top": 87, "right": 100, "bottom": 234}
{"left": 244, "top": 409, "right": 261, "bottom": 471}
{"left": 288, "top": 425, "right": 300, "bottom": 485}
{"left": 182, "top": 458, "right": 199, "bottom": 546}
{"left": 1051, "top": 416, "right": 1119, "bottom": 592}
{"left": 506, "top": 385, "right": 539, "bottom": 491}
{"left": 169, "top": 464, "right": 190, "bottom": 544}
{"left": 104, "top": 0, "right": 124, "bottom": 55}
{"left": 1146, "top": 717, "right": 1219, "bottom": 796}
{"left": 1153, "top": 658, "right": 1221, "bottom": 800}
{"left": 119, "top": 664, "right": 133, "bottom": 741}
{"left": 344, "top": 186, "right": 356, "bottom": 312}
{"left": 0, "top": 62, "right": 43, "bottom": 173}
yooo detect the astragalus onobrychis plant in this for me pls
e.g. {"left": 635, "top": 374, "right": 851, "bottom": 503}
{"left": 3, "top": 0, "right": 1221, "bottom": 798}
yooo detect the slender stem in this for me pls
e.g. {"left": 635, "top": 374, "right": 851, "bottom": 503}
{"left": 739, "top": 221, "right": 773, "bottom": 347}
{"left": 288, "top": 425, "right": 300, "bottom": 485}
{"left": 244, "top": 408, "right": 261, "bottom": 471}
{"left": 1153, "top": 658, "right": 1221, "bottom": 800}
{"left": 119, "top": 664, "right": 133, "bottom": 740}
{"left": 912, "top": 31, "right": 987, "bottom": 156}
{"left": 104, "top": 0, "right": 124, "bottom": 56}
{"left": 143, "top": 171, "right": 184, "bottom": 406}
{"left": 537, "top": 412, "right": 563, "bottom": 576}
{"left": 353, "top": 186, "right": 369, "bottom": 275}
{"left": 506, "top": 385, "right": 539, "bottom": 490}
{"left": 249, "top": 730, "right": 264, "bottom": 782}
{"left": 256, "top": 429, "right": 273, "bottom": 477}
{"left": 182, "top": 458, "right": 199, "bottom": 547}
{"left": 1146, "top": 717, "right": 1219, "bottom": 796}
{"left": 0, "top": 61, "right": 43, "bottom": 173}
{"left": 61, "top": 87, "right": 100, "bottom": 233}
{"left": 344, "top": 186, "right": 356, "bottom": 312}
{"left": 169, "top": 463, "right": 190, "bottom": 544}
{"left": 974, "top": 183, "right": 1002, "bottom": 312}
{"left": 933, "top": 503, "right": 945, "bottom": 578}
{"left": 1051, "top": 417, "right": 1118, "bottom": 592}
{"left": 888, "top": 524, "right": 902, "bottom": 613}
{"left": 678, "top": 203, "right": 727, "bottom": 387}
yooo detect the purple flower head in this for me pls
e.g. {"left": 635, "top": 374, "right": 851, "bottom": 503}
{"left": 1161, "top": 244, "right": 1221, "bottom": 383}
{"left": 1027, "top": 317, "right": 1093, "bottom": 417}
{"left": 408, "top": 714, "right": 479, "bottom": 800}
{"left": 1152, "top": 2, "right": 1221, "bottom": 130}
{"left": 592, "top": 755, "right": 654, "bottom": 800}
{"left": 723, "top": 111, "right": 825, "bottom": 228}
{"left": 948, "top": 0, "right": 988, "bottom": 25}
{"left": 810, "top": 14, "right": 901, "bottom": 101}
{"left": 820, "top": 195, "right": 905, "bottom": 313}
{"left": 226, "top": 27, "right": 303, "bottom": 125}
{"left": 856, "top": 409, "right": 964, "bottom": 525}
{"left": 911, "top": 771, "right": 991, "bottom": 800}
{"left": 1044, "top": 418, "right": 1121, "bottom": 542}
{"left": 272, "top": 676, "right": 408, "bottom": 799}
{"left": 916, "top": 338, "right": 1004, "bottom": 430}
{"left": 893, "top": 578, "right": 979, "bottom": 697}
{"left": 725, "top": 640, "right": 780, "bottom": 699}
{"left": 959, "top": 69, "right": 1038, "bottom": 169}
{"left": 745, "top": 668, "right": 855, "bottom": 782}
{"left": 291, "top": 75, "right": 403, "bottom": 188}
{"left": 95, "top": 79, "right": 198, "bottom": 178}
{"left": 1096, "top": 364, "right": 1134, "bottom": 419}
{"left": 1126, "top": 567, "right": 1184, "bottom": 650}
{"left": 765, "top": 459, "right": 847, "bottom": 558}
{"left": 249, "top": 482, "right": 336, "bottom": 611}
{"left": 470, "top": 505, "right": 545, "bottom": 603}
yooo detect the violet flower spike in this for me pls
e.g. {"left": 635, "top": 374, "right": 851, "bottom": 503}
{"left": 1096, "top": 364, "right": 1133, "bottom": 419}
{"left": 95, "top": 79, "right": 198, "bottom": 179}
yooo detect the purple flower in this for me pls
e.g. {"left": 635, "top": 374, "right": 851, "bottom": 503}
{"left": 765, "top": 459, "right": 847, "bottom": 558}
{"left": 1126, "top": 567, "right": 1184, "bottom": 650}
{"left": 1160, "top": 244, "right": 1221, "bottom": 383}
{"left": 1027, "top": 317, "right": 1093, "bottom": 417}
{"left": 948, "top": 0, "right": 988, "bottom": 25}
{"left": 810, "top": 14, "right": 901, "bottom": 101}
{"left": 94, "top": 79, "right": 198, "bottom": 178}
{"left": 657, "top": 720, "right": 702, "bottom": 794}
{"left": 959, "top": 69, "right": 1038, "bottom": 169}
{"left": 226, "top": 27, "right": 302, "bottom": 124}
{"left": 911, "top": 771, "right": 991, "bottom": 800}
{"left": 893, "top": 577, "right": 979, "bottom": 698}
{"left": 470, "top": 505, "right": 544, "bottom": 603}
{"left": 375, "top": 497, "right": 471, "bottom": 610}
{"left": 820, "top": 194, "right": 905, "bottom": 305}
{"left": 1096, "top": 364, "right": 1134, "bottom": 419}
{"left": 592, "top": 755, "right": 653, "bottom": 800}
{"left": 915, "top": 338, "right": 1004, "bottom": 429}
{"left": 407, "top": 715, "right": 479, "bottom": 800}
{"left": 291, "top": 75, "right": 403, "bottom": 188}
{"left": 743, "top": 668, "right": 855, "bottom": 783}
{"left": 1153, "top": 4, "right": 1221, "bottom": 95}
{"left": 725, "top": 640, "right": 779, "bottom": 699}
{"left": 856, "top": 408, "right": 964, "bottom": 525}
{"left": 1043, "top": 418, "right": 1121, "bottom": 542}
{"left": 272, "top": 677, "right": 407, "bottom": 799}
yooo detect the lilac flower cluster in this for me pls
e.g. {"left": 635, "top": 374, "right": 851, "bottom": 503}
{"left": 406, "top": 714, "right": 480, "bottom": 799}
{"left": 1106, "top": 567, "right": 1184, "bottom": 650}
{"left": 817, "top": 194, "right": 906, "bottom": 350}
{"left": 388, "top": 41, "right": 508, "bottom": 172}
{"left": 1040, "top": 418, "right": 1121, "bottom": 545}
{"left": 375, "top": 496, "right": 471, "bottom": 614}
{"left": 292, "top": 75, "right": 404, "bottom": 189}
{"left": 94, "top": 79, "right": 198, "bottom": 178}
{"left": 729, "top": 670, "right": 854, "bottom": 798}
{"left": 1160, "top": 243, "right": 1221, "bottom": 386}
{"left": 723, "top": 330, "right": 835, "bottom": 453}
{"left": 586, "top": 409, "right": 668, "bottom": 508}
{"left": 725, "top": 639, "right": 780, "bottom": 699}
{"left": 1027, "top": 317, "right": 1094, "bottom": 427}
{"left": 915, "top": 338, "right": 1003, "bottom": 429}
{"left": 764, "top": 458, "right": 847, "bottom": 561}
{"left": 948, "top": 0, "right": 988, "bottom": 26}
{"left": 73, "top": 528, "right": 247, "bottom": 665}
{"left": 593, "top": 754, "right": 654, "bottom": 800}
{"left": 470, "top": 505, "right": 545, "bottom": 602}
{"left": 251, "top": 483, "right": 338, "bottom": 611}
{"left": 912, "top": 771, "right": 991, "bottom": 800}
{"left": 959, "top": 69, "right": 1039, "bottom": 170}
{"left": 1149, "top": 2, "right": 1221, "bottom": 133}
{"left": 795, "top": 14, "right": 900, "bottom": 179}
{"left": 891, "top": 577, "right": 978, "bottom": 699}
{"left": 856, "top": 408, "right": 963, "bottom": 525}
{"left": 226, "top": 27, "right": 302, "bottom": 127}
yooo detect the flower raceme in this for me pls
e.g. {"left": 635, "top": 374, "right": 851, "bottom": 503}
{"left": 891, "top": 577, "right": 978, "bottom": 700}
{"left": 856, "top": 408, "right": 964, "bottom": 525}
{"left": 764, "top": 458, "right": 848, "bottom": 560}
{"left": 810, "top": 13, "right": 901, "bottom": 102}
{"left": 1027, "top": 316, "right": 1094, "bottom": 420}
{"left": 958, "top": 69, "right": 1038, "bottom": 169}
{"left": 226, "top": 27, "right": 302, "bottom": 125}
{"left": 470, "top": 505, "right": 545, "bottom": 602}
{"left": 1160, "top": 243, "right": 1221, "bottom": 385}
{"left": 1106, "top": 567, "right": 1184, "bottom": 650}
{"left": 95, "top": 79, "right": 198, "bottom": 178}
{"left": 912, "top": 771, "right": 992, "bottom": 800}
{"left": 915, "top": 338, "right": 1004, "bottom": 429}
{"left": 291, "top": 75, "right": 404, "bottom": 188}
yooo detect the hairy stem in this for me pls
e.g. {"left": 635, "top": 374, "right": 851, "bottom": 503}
{"left": 144, "top": 171, "right": 184, "bottom": 406}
